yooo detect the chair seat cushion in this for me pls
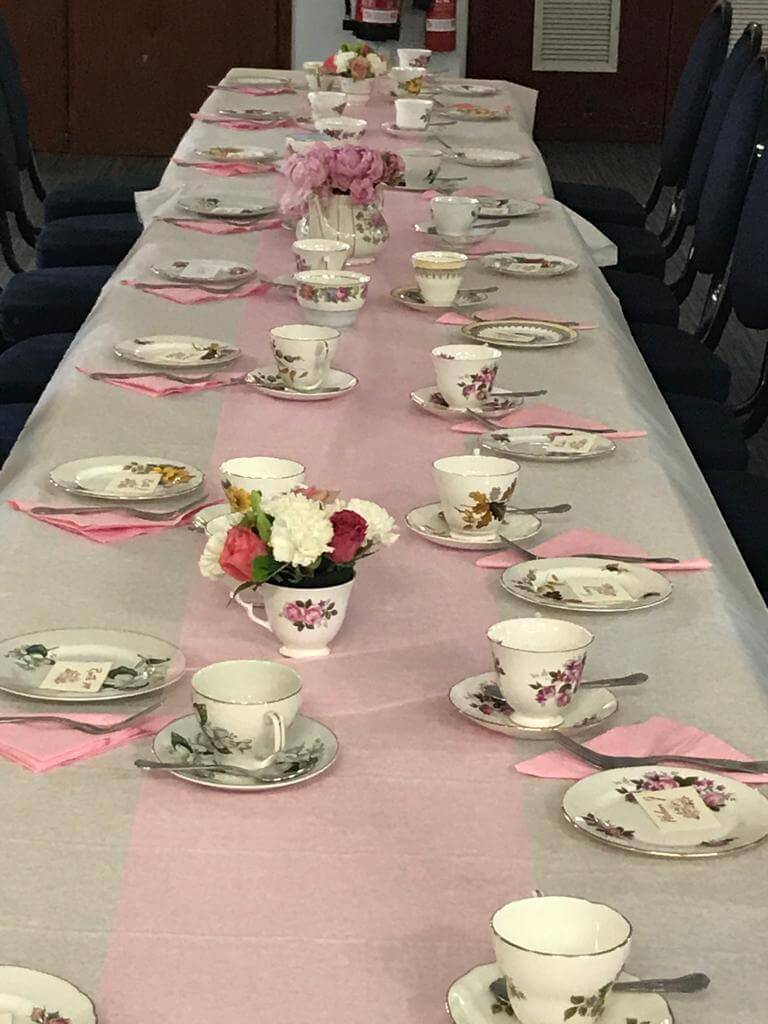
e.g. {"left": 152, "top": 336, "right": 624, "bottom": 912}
{"left": 551, "top": 180, "right": 646, "bottom": 227}
{"left": 0, "top": 333, "right": 74, "bottom": 403}
{"left": 36, "top": 212, "right": 141, "bottom": 269}
{"left": 43, "top": 177, "right": 160, "bottom": 223}
{"left": 603, "top": 268, "right": 679, "bottom": 326}
{"left": 704, "top": 470, "right": 768, "bottom": 598}
{"left": 595, "top": 222, "right": 666, "bottom": 278}
{"left": 665, "top": 393, "right": 748, "bottom": 471}
{"left": 0, "top": 266, "right": 113, "bottom": 345}
{"left": 0, "top": 402, "right": 33, "bottom": 465}
{"left": 630, "top": 322, "right": 731, "bottom": 402}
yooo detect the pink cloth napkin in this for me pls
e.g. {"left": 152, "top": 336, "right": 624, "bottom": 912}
{"left": 7, "top": 500, "right": 215, "bottom": 545}
{"left": 193, "top": 113, "right": 296, "bottom": 131}
{"left": 473, "top": 306, "right": 598, "bottom": 330}
{"left": 515, "top": 716, "right": 768, "bottom": 785}
{"left": 436, "top": 312, "right": 473, "bottom": 326}
{"left": 0, "top": 712, "right": 177, "bottom": 772}
{"left": 120, "top": 279, "right": 270, "bottom": 304}
{"left": 77, "top": 368, "right": 245, "bottom": 398}
{"left": 474, "top": 527, "right": 711, "bottom": 572}
{"left": 451, "top": 403, "right": 647, "bottom": 440}
{"left": 210, "top": 84, "right": 295, "bottom": 96}
{"left": 157, "top": 216, "right": 283, "bottom": 235}
{"left": 172, "top": 159, "right": 276, "bottom": 176}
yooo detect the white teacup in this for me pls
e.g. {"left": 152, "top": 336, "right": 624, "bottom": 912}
{"left": 292, "top": 238, "right": 351, "bottom": 272}
{"left": 433, "top": 454, "right": 519, "bottom": 538}
{"left": 395, "top": 98, "right": 433, "bottom": 131}
{"left": 308, "top": 90, "right": 348, "bottom": 118}
{"left": 487, "top": 618, "right": 594, "bottom": 727}
{"left": 401, "top": 147, "right": 443, "bottom": 188}
{"left": 191, "top": 660, "right": 302, "bottom": 770}
{"left": 398, "top": 48, "right": 432, "bottom": 68}
{"left": 220, "top": 456, "right": 305, "bottom": 510}
{"left": 431, "top": 195, "right": 480, "bottom": 235}
{"left": 432, "top": 344, "right": 501, "bottom": 410}
{"left": 412, "top": 250, "right": 468, "bottom": 306}
{"left": 269, "top": 324, "right": 339, "bottom": 392}
{"left": 303, "top": 60, "right": 323, "bottom": 90}
{"left": 391, "top": 65, "right": 426, "bottom": 96}
{"left": 492, "top": 896, "right": 632, "bottom": 1024}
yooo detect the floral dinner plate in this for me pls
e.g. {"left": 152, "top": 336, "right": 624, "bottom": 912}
{"left": 501, "top": 557, "right": 673, "bottom": 613}
{"left": 151, "top": 259, "right": 255, "bottom": 285}
{"left": 460, "top": 319, "right": 578, "bottom": 349}
{"left": 410, "top": 386, "right": 523, "bottom": 420}
{"left": 405, "top": 503, "right": 542, "bottom": 551}
{"left": 480, "top": 427, "right": 616, "bottom": 462}
{"left": 114, "top": 334, "right": 240, "bottom": 368}
{"left": 50, "top": 455, "right": 204, "bottom": 501}
{"left": 0, "top": 965, "right": 96, "bottom": 1024}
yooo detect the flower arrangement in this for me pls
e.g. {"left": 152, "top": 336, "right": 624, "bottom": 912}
{"left": 279, "top": 143, "right": 404, "bottom": 219}
{"left": 199, "top": 486, "right": 398, "bottom": 590}
{"left": 322, "top": 43, "right": 388, "bottom": 80}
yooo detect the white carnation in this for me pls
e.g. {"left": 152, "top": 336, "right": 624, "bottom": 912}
{"left": 367, "top": 53, "right": 387, "bottom": 77}
{"left": 335, "top": 50, "right": 354, "bottom": 74}
{"left": 199, "top": 530, "right": 227, "bottom": 579}
{"left": 345, "top": 499, "right": 398, "bottom": 546}
{"left": 263, "top": 492, "right": 333, "bottom": 567}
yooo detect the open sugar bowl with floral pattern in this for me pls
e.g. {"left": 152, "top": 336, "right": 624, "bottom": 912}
{"left": 433, "top": 454, "right": 519, "bottom": 539}
{"left": 432, "top": 343, "right": 501, "bottom": 410}
{"left": 294, "top": 270, "right": 371, "bottom": 328}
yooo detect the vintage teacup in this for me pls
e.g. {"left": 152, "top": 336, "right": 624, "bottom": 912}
{"left": 292, "top": 238, "right": 351, "bottom": 272}
{"left": 433, "top": 454, "right": 519, "bottom": 539}
{"left": 303, "top": 60, "right": 324, "bottom": 90}
{"left": 314, "top": 115, "right": 368, "bottom": 142}
{"left": 400, "top": 147, "right": 443, "bottom": 188}
{"left": 412, "top": 250, "right": 468, "bottom": 306}
{"left": 295, "top": 269, "right": 371, "bottom": 327}
{"left": 191, "top": 660, "right": 302, "bottom": 770}
{"left": 395, "top": 98, "right": 434, "bottom": 131}
{"left": 269, "top": 324, "right": 339, "bottom": 392}
{"left": 308, "top": 90, "right": 348, "bottom": 118}
{"left": 391, "top": 65, "right": 425, "bottom": 96}
{"left": 492, "top": 896, "right": 632, "bottom": 1024}
{"left": 431, "top": 195, "right": 480, "bottom": 235}
{"left": 432, "top": 344, "right": 501, "bottom": 410}
{"left": 398, "top": 48, "right": 432, "bottom": 68}
{"left": 487, "top": 618, "right": 594, "bottom": 727}
{"left": 220, "top": 456, "right": 305, "bottom": 510}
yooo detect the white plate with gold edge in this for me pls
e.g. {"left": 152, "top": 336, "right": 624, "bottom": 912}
{"left": 176, "top": 195, "right": 278, "bottom": 219}
{"left": 0, "top": 627, "right": 185, "bottom": 702}
{"left": 114, "top": 334, "right": 240, "bottom": 368}
{"left": 152, "top": 712, "right": 338, "bottom": 791}
{"left": 449, "top": 148, "right": 524, "bottom": 167}
{"left": 151, "top": 259, "right": 256, "bottom": 285}
{"left": 245, "top": 366, "right": 358, "bottom": 401}
{"left": 449, "top": 673, "right": 617, "bottom": 739}
{"left": 480, "top": 427, "right": 616, "bottom": 462}
{"left": 461, "top": 319, "right": 578, "bottom": 349}
{"left": 195, "top": 145, "right": 277, "bottom": 163}
{"left": 410, "top": 386, "right": 523, "bottom": 420}
{"left": 501, "top": 557, "right": 673, "bottom": 613}
{"left": 50, "top": 455, "right": 204, "bottom": 501}
{"left": 392, "top": 284, "right": 496, "bottom": 311}
{"left": 482, "top": 252, "right": 578, "bottom": 278}
{"left": 446, "top": 963, "right": 672, "bottom": 1024}
{"left": 563, "top": 765, "right": 768, "bottom": 858}
{"left": 405, "top": 502, "right": 541, "bottom": 550}
{"left": 440, "top": 83, "right": 498, "bottom": 97}
{"left": 0, "top": 965, "right": 97, "bottom": 1024}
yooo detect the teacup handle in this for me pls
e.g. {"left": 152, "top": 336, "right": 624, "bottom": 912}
{"left": 248, "top": 711, "right": 286, "bottom": 770}
{"left": 234, "top": 590, "right": 272, "bottom": 632}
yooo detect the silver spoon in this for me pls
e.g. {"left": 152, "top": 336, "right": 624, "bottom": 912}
{"left": 134, "top": 758, "right": 308, "bottom": 782}
{"left": 580, "top": 672, "right": 648, "bottom": 689}
{"left": 506, "top": 503, "right": 570, "bottom": 516}
{"left": 490, "top": 973, "right": 709, "bottom": 1001}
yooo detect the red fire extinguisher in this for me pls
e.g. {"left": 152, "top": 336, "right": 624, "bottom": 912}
{"left": 425, "top": 0, "right": 457, "bottom": 52}
{"left": 344, "top": 0, "right": 402, "bottom": 42}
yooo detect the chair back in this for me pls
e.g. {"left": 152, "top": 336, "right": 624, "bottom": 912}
{"left": 0, "top": 14, "right": 31, "bottom": 171}
{"left": 0, "top": 74, "right": 23, "bottom": 215}
{"left": 730, "top": 145, "right": 768, "bottom": 329}
{"left": 660, "top": 1, "right": 732, "bottom": 187}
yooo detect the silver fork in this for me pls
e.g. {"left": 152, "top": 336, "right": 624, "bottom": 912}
{"left": 553, "top": 730, "right": 768, "bottom": 774}
{"left": 500, "top": 537, "right": 679, "bottom": 564}
{"left": 0, "top": 701, "right": 162, "bottom": 734}
{"left": 89, "top": 370, "right": 217, "bottom": 384}
{"left": 29, "top": 498, "right": 207, "bottom": 520}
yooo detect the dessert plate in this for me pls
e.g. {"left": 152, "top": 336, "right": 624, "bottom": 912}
{"left": 195, "top": 145, "right": 277, "bottom": 163}
{"left": 151, "top": 259, "right": 255, "bottom": 285}
{"left": 480, "top": 427, "right": 616, "bottom": 461}
{"left": 50, "top": 455, "right": 204, "bottom": 500}
{"left": 0, "top": 966, "right": 96, "bottom": 1024}
{"left": 501, "top": 557, "right": 673, "bottom": 613}
{"left": 461, "top": 319, "right": 578, "bottom": 349}
{"left": 482, "top": 252, "right": 578, "bottom": 277}
{"left": 177, "top": 195, "right": 277, "bottom": 219}
{"left": 114, "top": 334, "right": 240, "bottom": 368}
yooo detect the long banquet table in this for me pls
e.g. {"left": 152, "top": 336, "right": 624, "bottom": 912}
{"left": 1, "top": 69, "right": 767, "bottom": 1024}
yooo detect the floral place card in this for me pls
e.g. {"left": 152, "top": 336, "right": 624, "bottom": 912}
{"left": 102, "top": 471, "right": 161, "bottom": 496}
{"left": 547, "top": 433, "right": 597, "bottom": 455}
{"left": 567, "top": 578, "right": 634, "bottom": 604}
{"left": 634, "top": 787, "right": 720, "bottom": 833}
{"left": 39, "top": 661, "right": 112, "bottom": 693}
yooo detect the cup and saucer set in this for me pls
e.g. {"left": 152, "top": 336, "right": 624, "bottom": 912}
{"left": 245, "top": 322, "right": 358, "bottom": 402}
{"left": 394, "top": 249, "right": 497, "bottom": 315}
{"left": 447, "top": 895, "right": 679, "bottom": 1024}
{"left": 414, "top": 195, "right": 498, "bottom": 248}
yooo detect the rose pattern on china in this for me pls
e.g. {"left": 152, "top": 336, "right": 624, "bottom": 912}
{"left": 529, "top": 655, "right": 586, "bottom": 708}
{"left": 459, "top": 364, "right": 498, "bottom": 402}
{"left": 31, "top": 1007, "right": 71, "bottom": 1023}
{"left": 578, "top": 812, "right": 636, "bottom": 840}
{"left": 281, "top": 598, "right": 339, "bottom": 631}
{"left": 298, "top": 283, "right": 368, "bottom": 304}
{"left": 615, "top": 771, "right": 734, "bottom": 811}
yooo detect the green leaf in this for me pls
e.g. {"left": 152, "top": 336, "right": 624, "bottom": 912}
{"left": 250, "top": 489, "right": 265, "bottom": 513}
{"left": 255, "top": 510, "right": 272, "bottom": 542}
{"left": 251, "top": 554, "right": 280, "bottom": 583}
{"left": 563, "top": 1008, "right": 578, "bottom": 1021}
{"left": 570, "top": 997, "right": 585, "bottom": 1005}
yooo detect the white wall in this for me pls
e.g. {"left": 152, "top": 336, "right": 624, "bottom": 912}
{"left": 291, "top": 0, "right": 468, "bottom": 76}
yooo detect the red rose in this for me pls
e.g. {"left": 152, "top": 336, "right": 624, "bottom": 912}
{"left": 219, "top": 526, "right": 268, "bottom": 582}
{"left": 322, "top": 55, "right": 337, "bottom": 72}
{"left": 329, "top": 510, "right": 367, "bottom": 563}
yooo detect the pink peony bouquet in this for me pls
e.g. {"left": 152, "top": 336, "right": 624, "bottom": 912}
{"left": 322, "top": 43, "right": 388, "bottom": 80}
{"left": 279, "top": 143, "right": 404, "bottom": 219}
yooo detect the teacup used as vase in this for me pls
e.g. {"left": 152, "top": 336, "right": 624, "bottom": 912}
{"left": 235, "top": 574, "right": 356, "bottom": 659}
{"left": 395, "top": 98, "right": 433, "bottom": 130}
{"left": 340, "top": 77, "right": 374, "bottom": 105}
{"left": 412, "top": 250, "right": 468, "bottom": 306}
{"left": 308, "top": 90, "right": 348, "bottom": 118}
{"left": 492, "top": 896, "right": 632, "bottom": 1024}
{"left": 431, "top": 195, "right": 480, "bottom": 234}
{"left": 433, "top": 454, "right": 519, "bottom": 538}
{"left": 487, "top": 618, "right": 594, "bottom": 727}
{"left": 191, "top": 660, "right": 302, "bottom": 770}
{"left": 432, "top": 343, "right": 501, "bottom": 410}
{"left": 295, "top": 269, "right": 371, "bottom": 327}
{"left": 269, "top": 323, "right": 339, "bottom": 391}
{"left": 391, "top": 66, "right": 425, "bottom": 96}
{"left": 220, "top": 456, "right": 305, "bottom": 511}
{"left": 400, "top": 147, "right": 443, "bottom": 188}
{"left": 292, "top": 238, "right": 351, "bottom": 272}
{"left": 398, "top": 48, "right": 432, "bottom": 68}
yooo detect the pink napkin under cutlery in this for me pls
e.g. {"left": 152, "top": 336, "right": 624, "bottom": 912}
{"left": 172, "top": 158, "right": 276, "bottom": 176}
{"left": 515, "top": 717, "right": 768, "bottom": 785}
{"left": 155, "top": 216, "right": 283, "bottom": 235}
{"left": 472, "top": 306, "right": 598, "bottom": 330}
{"left": 209, "top": 84, "right": 295, "bottom": 96}
{"left": 451, "top": 403, "right": 647, "bottom": 440}
{"left": 77, "top": 368, "right": 247, "bottom": 398}
{"left": 120, "top": 279, "right": 270, "bottom": 304}
{"left": 474, "top": 528, "right": 711, "bottom": 572}
{"left": 0, "top": 712, "right": 177, "bottom": 772}
{"left": 435, "top": 312, "right": 474, "bottom": 326}
{"left": 193, "top": 113, "right": 297, "bottom": 131}
{"left": 7, "top": 500, "right": 214, "bottom": 544}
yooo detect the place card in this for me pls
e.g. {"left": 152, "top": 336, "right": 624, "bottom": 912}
{"left": 39, "top": 661, "right": 112, "bottom": 693}
{"left": 546, "top": 433, "right": 597, "bottom": 455}
{"left": 102, "top": 471, "right": 161, "bottom": 496}
{"left": 634, "top": 787, "right": 720, "bottom": 833}
{"left": 568, "top": 578, "right": 634, "bottom": 604}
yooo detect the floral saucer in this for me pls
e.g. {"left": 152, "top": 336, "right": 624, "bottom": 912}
{"left": 410, "top": 387, "right": 523, "bottom": 420}
{"left": 501, "top": 558, "right": 673, "bottom": 613}
{"left": 446, "top": 963, "right": 672, "bottom": 1024}
{"left": 50, "top": 455, "right": 204, "bottom": 501}
{"left": 392, "top": 285, "right": 496, "bottom": 311}
{"left": 460, "top": 319, "right": 578, "bottom": 349}
{"left": 151, "top": 259, "right": 255, "bottom": 286}
{"left": 563, "top": 765, "right": 768, "bottom": 858}
{"left": 245, "top": 367, "right": 358, "bottom": 401}
{"left": 449, "top": 673, "right": 617, "bottom": 739}
{"left": 413, "top": 222, "right": 495, "bottom": 248}
{"left": 151, "top": 712, "right": 338, "bottom": 791}
{"left": 482, "top": 252, "right": 578, "bottom": 277}
{"left": 0, "top": 627, "right": 185, "bottom": 702}
{"left": 406, "top": 503, "right": 542, "bottom": 550}
{"left": 114, "top": 334, "right": 240, "bottom": 368}
{"left": 0, "top": 965, "right": 96, "bottom": 1024}
{"left": 480, "top": 427, "right": 616, "bottom": 462}
{"left": 383, "top": 122, "right": 444, "bottom": 139}
{"left": 176, "top": 195, "right": 278, "bottom": 219}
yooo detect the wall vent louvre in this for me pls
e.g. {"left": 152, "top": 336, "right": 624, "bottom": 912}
{"left": 532, "top": 0, "right": 621, "bottom": 73}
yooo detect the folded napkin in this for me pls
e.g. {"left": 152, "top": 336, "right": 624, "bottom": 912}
{"left": 120, "top": 279, "right": 270, "bottom": 304}
{"left": 172, "top": 158, "right": 276, "bottom": 176}
{"left": 0, "top": 712, "right": 177, "bottom": 772}
{"left": 515, "top": 716, "right": 768, "bottom": 785}
{"left": 193, "top": 113, "right": 297, "bottom": 131}
{"left": 157, "top": 216, "right": 283, "bottom": 235}
{"left": 451, "top": 403, "right": 647, "bottom": 440}
{"left": 211, "top": 84, "right": 295, "bottom": 96}
{"left": 474, "top": 527, "right": 711, "bottom": 572}
{"left": 77, "top": 368, "right": 245, "bottom": 398}
{"left": 7, "top": 499, "right": 215, "bottom": 544}
{"left": 473, "top": 306, "right": 598, "bottom": 330}
{"left": 436, "top": 312, "right": 473, "bottom": 326}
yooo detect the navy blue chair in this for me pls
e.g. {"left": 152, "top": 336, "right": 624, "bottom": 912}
{"left": 664, "top": 393, "right": 749, "bottom": 470}
{"left": 0, "top": 401, "right": 32, "bottom": 466}
{"left": 704, "top": 470, "right": 768, "bottom": 598}
{"left": 552, "top": 2, "right": 732, "bottom": 229}
{"left": 0, "top": 265, "right": 113, "bottom": 346}
{"left": 0, "top": 332, "right": 73, "bottom": 402}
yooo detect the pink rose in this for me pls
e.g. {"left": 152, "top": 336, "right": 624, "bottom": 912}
{"left": 349, "top": 55, "right": 370, "bottom": 80}
{"left": 219, "top": 526, "right": 267, "bottom": 582}
{"left": 304, "top": 605, "right": 324, "bottom": 625}
{"left": 283, "top": 602, "right": 305, "bottom": 623}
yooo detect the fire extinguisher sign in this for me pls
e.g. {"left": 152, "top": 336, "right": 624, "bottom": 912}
{"left": 359, "top": 0, "right": 399, "bottom": 24}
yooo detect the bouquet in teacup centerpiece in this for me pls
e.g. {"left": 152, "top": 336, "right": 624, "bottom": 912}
{"left": 200, "top": 487, "right": 398, "bottom": 658}
{"left": 322, "top": 43, "right": 388, "bottom": 97}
